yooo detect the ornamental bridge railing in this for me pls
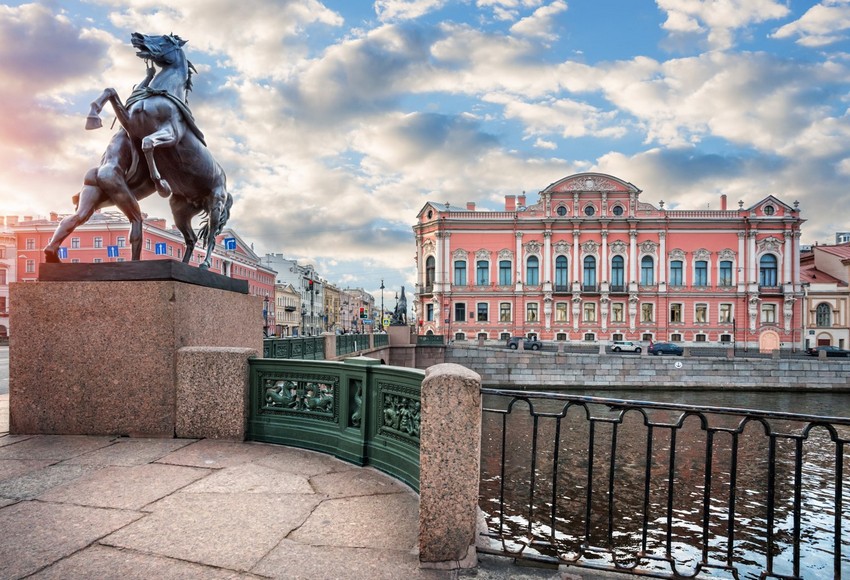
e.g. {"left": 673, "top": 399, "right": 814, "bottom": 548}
{"left": 247, "top": 356, "right": 423, "bottom": 491}
{"left": 479, "top": 389, "right": 850, "bottom": 579}
{"left": 263, "top": 337, "right": 325, "bottom": 360}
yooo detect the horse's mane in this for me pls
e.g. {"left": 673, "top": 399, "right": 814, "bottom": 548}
{"left": 186, "top": 60, "right": 197, "bottom": 102}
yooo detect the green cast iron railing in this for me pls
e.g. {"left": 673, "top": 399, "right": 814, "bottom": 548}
{"left": 247, "top": 357, "right": 423, "bottom": 491}
{"left": 336, "top": 334, "right": 366, "bottom": 356}
{"left": 417, "top": 334, "right": 445, "bottom": 345}
{"left": 263, "top": 337, "right": 326, "bottom": 360}
{"left": 374, "top": 333, "right": 389, "bottom": 347}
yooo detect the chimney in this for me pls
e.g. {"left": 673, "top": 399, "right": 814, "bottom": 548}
{"left": 146, "top": 218, "right": 167, "bottom": 230}
{"left": 518, "top": 194, "right": 527, "bottom": 207}
{"left": 721, "top": 194, "right": 727, "bottom": 211}
{"left": 505, "top": 195, "right": 516, "bottom": 211}
{"left": 49, "top": 212, "right": 59, "bottom": 222}
{"left": 466, "top": 202, "right": 476, "bottom": 211}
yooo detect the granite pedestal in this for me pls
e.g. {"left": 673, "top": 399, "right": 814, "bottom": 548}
{"left": 9, "top": 261, "right": 262, "bottom": 438}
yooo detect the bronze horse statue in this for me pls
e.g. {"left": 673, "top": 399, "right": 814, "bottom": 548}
{"left": 45, "top": 32, "right": 232, "bottom": 269}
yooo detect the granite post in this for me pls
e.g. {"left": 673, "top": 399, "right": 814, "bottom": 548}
{"left": 419, "top": 363, "right": 481, "bottom": 569}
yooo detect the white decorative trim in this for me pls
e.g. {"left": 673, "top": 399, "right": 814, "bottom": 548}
{"left": 451, "top": 248, "right": 468, "bottom": 260}
{"left": 639, "top": 240, "right": 658, "bottom": 254}
{"left": 758, "top": 236, "right": 782, "bottom": 253}
{"left": 561, "top": 175, "right": 620, "bottom": 192}
{"left": 693, "top": 248, "right": 711, "bottom": 260}
{"left": 610, "top": 240, "right": 627, "bottom": 255}
{"left": 475, "top": 249, "right": 491, "bottom": 261}
{"left": 498, "top": 249, "right": 513, "bottom": 261}
{"left": 553, "top": 240, "right": 571, "bottom": 254}
{"left": 524, "top": 241, "right": 542, "bottom": 255}
{"left": 669, "top": 248, "right": 686, "bottom": 260}
{"left": 581, "top": 240, "right": 599, "bottom": 255}
{"left": 718, "top": 248, "right": 736, "bottom": 260}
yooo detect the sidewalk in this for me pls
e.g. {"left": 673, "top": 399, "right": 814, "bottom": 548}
{"left": 0, "top": 396, "right": 601, "bottom": 580}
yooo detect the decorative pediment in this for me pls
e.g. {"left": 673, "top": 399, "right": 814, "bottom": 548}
{"left": 718, "top": 249, "right": 736, "bottom": 260}
{"left": 498, "top": 249, "right": 513, "bottom": 261}
{"left": 757, "top": 236, "right": 782, "bottom": 253}
{"left": 544, "top": 172, "right": 639, "bottom": 194}
{"left": 610, "top": 240, "right": 627, "bottom": 255}
{"left": 451, "top": 249, "right": 468, "bottom": 260}
{"left": 669, "top": 248, "right": 686, "bottom": 260}
{"left": 475, "top": 249, "right": 491, "bottom": 261}
{"left": 639, "top": 240, "right": 658, "bottom": 254}
{"left": 422, "top": 239, "right": 435, "bottom": 254}
{"left": 693, "top": 248, "right": 711, "bottom": 260}
{"left": 553, "top": 240, "right": 571, "bottom": 254}
{"left": 581, "top": 240, "right": 599, "bottom": 255}
{"left": 524, "top": 240, "right": 542, "bottom": 255}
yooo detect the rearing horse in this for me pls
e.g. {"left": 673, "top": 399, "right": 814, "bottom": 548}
{"left": 83, "top": 32, "right": 231, "bottom": 269}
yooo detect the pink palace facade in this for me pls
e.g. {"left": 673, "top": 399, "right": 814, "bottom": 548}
{"left": 413, "top": 172, "right": 806, "bottom": 351}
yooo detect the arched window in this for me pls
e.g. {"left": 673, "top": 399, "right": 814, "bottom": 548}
{"left": 611, "top": 255, "right": 624, "bottom": 290}
{"left": 640, "top": 256, "right": 654, "bottom": 286}
{"left": 759, "top": 254, "right": 778, "bottom": 287}
{"left": 719, "top": 260, "right": 733, "bottom": 286}
{"left": 816, "top": 303, "right": 832, "bottom": 327}
{"left": 555, "top": 256, "right": 569, "bottom": 291}
{"left": 526, "top": 256, "right": 539, "bottom": 285}
{"left": 476, "top": 260, "right": 489, "bottom": 285}
{"left": 694, "top": 260, "right": 708, "bottom": 287}
{"left": 453, "top": 261, "right": 466, "bottom": 286}
{"left": 583, "top": 256, "right": 596, "bottom": 289}
{"left": 499, "top": 260, "right": 512, "bottom": 285}
{"left": 425, "top": 256, "right": 435, "bottom": 288}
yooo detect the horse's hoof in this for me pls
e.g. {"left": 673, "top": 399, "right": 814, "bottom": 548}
{"left": 85, "top": 116, "right": 103, "bottom": 130}
{"left": 44, "top": 249, "right": 61, "bottom": 263}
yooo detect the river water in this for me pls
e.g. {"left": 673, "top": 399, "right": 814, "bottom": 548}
{"left": 480, "top": 388, "right": 850, "bottom": 579}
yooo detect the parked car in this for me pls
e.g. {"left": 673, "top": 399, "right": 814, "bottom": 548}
{"left": 611, "top": 340, "right": 642, "bottom": 353}
{"left": 807, "top": 345, "right": 850, "bottom": 358}
{"left": 648, "top": 342, "right": 684, "bottom": 356}
{"left": 506, "top": 337, "right": 543, "bottom": 351}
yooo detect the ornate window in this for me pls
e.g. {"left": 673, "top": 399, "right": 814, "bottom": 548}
{"left": 584, "top": 205, "right": 596, "bottom": 216}
{"left": 499, "top": 260, "right": 512, "bottom": 285}
{"left": 641, "top": 303, "right": 654, "bottom": 322}
{"left": 526, "top": 303, "right": 539, "bottom": 322}
{"left": 555, "top": 256, "right": 569, "bottom": 291}
{"left": 670, "top": 303, "right": 682, "bottom": 323}
{"left": 556, "top": 205, "right": 568, "bottom": 216}
{"left": 759, "top": 254, "right": 778, "bottom": 287}
{"left": 583, "top": 256, "right": 596, "bottom": 289}
{"left": 669, "top": 260, "right": 683, "bottom": 286}
{"left": 694, "top": 260, "right": 708, "bottom": 287}
{"left": 695, "top": 303, "right": 708, "bottom": 323}
{"left": 583, "top": 302, "right": 596, "bottom": 322}
{"left": 719, "top": 260, "right": 733, "bottom": 286}
{"left": 477, "top": 303, "right": 489, "bottom": 322}
{"left": 719, "top": 303, "right": 732, "bottom": 323}
{"left": 611, "top": 205, "right": 624, "bottom": 216}
{"left": 611, "top": 302, "right": 624, "bottom": 323}
{"left": 453, "top": 261, "right": 467, "bottom": 286}
{"left": 556, "top": 303, "right": 568, "bottom": 322}
{"left": 453, "top": 303, "right": 465, "bottom": 322}
{"left": 476, "top": 260, "right": 489, "bottom": 285}
{"left": 640, "top": 256, "right": 654, "bottom": 286}
{"left": 500, "top": 302, "right": 512, "bottom": 322}
{"left": 425, "top": 256, "right": 435, "bottom": 287}
{"left": 426, "top": 303, "right": 434, "bottom": 321}
{"left": 816, "top": 303, "right": 832, "bottom": 327}
{"left": 611, "top": 255, "right": 625, "bottom": 290}
{"left": 761, "top": 303, "right": 776, "bottom": 324}
{"left": 526, "top": 256, "right": 539, "bottom": 285}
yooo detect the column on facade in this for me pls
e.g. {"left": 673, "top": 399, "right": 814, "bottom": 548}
{"left": 543, "top": 231, "right": 552, "bottom": 285}
{"left": 658, "top": 231, "right": 666, "bottom": 285}
{"left": 747, "top": 231, "right": 757, "bottom": 284}
{"left": 629, "top": 230, "right": 637, "bottom": 285}
{"left": 515, "top": 232, "right": 523, "bottom": 285}
{"left": 783, "top": 231, "right": 792, "bottom": 285}
{"left": 572, "top": 229, "right": 580, "bottom": 283}
{"left": 444, "top": 232, "right": 452, "bottom": 290}
{"left": 794, "top": 231, "right": 802, "bottom": 285}
{"left": 737, "top": 232, "right": 745, "bottom": 286}
{"left": 600, "top": 231, "right": 608, "bottom": 284}
{"left": 434, "top": 232, "right": 444, "bottom": 289}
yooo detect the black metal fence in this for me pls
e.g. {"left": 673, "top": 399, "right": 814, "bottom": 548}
{"left": 479, "top": 388, "right": 849, "bottom": 579}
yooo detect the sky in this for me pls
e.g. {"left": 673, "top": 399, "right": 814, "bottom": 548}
{"left": 2, "top": 0, "right": 850, "bottom": 302}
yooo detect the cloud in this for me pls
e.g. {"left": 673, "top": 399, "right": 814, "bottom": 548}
{"left": 771, "top": 0, "right": 850, "bottom": 47}
{"left": 656, "top": 0, "right": 790, "bottom": 50}
{"left": 374, "top": 0, "right": 448, "bottom": 21}
{"left": 509, "top": 0, "right": 567, "bottom": 41}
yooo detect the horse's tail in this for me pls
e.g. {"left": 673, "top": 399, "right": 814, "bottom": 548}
{"left": 198, "top": 192, "right": 233, "bottom": 246}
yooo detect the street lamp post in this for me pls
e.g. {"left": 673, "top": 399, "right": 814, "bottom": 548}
{"left": 380, "top": 279, "right": 385, "bottom": 332}
{"left": 263, "top": 295, "right": 270, "bottom": 337}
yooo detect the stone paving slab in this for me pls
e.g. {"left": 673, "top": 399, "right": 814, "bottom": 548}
{"left": 254, "top": 539, "right": 444, "bottom": 580}
{"left": 0, "top": 395, "right": 8, "bottom": 434}
{"left": 0, "top": 434, "right": 33, "bottom": 448}
{"left": 310, "top": 465, "right": 413, "bottom": 498}
{"left": 103, "top": 492, "right": 322, "bottom": 571}
{"left": 182, "top": 462, "right": 313, "bottom": 495}
{"left": 0, "top": 459, "right": 54, "bottom": 483}
{"left": 30, "top": 545, "right": 261, "bottom": 580}
{"left": 60, "top": 438, "right": 196, "bottom": 466}
{"left": 38, "top": 463, "right": 211, "bottom": 510}
{"left": 0, "top": 500, "right": 143, "bottom": 580}
{"left": 253, "top": 444, "right": 361, "bottom": 477}
{"left": 156, "top": 438, "right": 278, "bottom": 469}
{"left": 0, "top": 463, "right": 96, "bottom": 500}
{"left": 0, "top": 434, "right": 115, "bottom": 461}
{"left": 290, "top": 492, "right": 419, "bottom": 550}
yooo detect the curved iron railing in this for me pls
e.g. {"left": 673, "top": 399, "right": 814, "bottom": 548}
{"left": 263, "top": 337, "right": 325, "bottom": 360}
{"left": 479, "top": 388, "right": 850, "bottom": 579}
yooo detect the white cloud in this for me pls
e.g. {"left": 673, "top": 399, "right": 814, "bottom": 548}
{"left": 771, "top": 0, "right": 850, "bottom": 47}
{"left": 657, "top": 0, "right": 790, "bottom": 50}
{"left": 509, "top": 0, "right": 567, "bottom": 41}
{"left": 374, "top": 0, "right": 448, "bottom": 21}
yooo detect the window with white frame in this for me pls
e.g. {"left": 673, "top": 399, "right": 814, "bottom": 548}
{"left": 669, "top": 260, "right": 683, "bottom": 286}
{"left": 642, "top": 333, "right": 654, "bottom": 341}
{"left": 499, "top": 260, "right": 512, "bottom": 285}
{"left": 694, "top": 260, "right": 708, "bottom": 287}
{"left": 477, "top": 332, "right": 487, "bottom": 340}
{"left": 454, "top": 303, "right": 466, "bottom": 322}
{"left": 816, "top": 303, "right": 831, "bottom": 327}
{"left": 695, "top": 334, "right": 707, "bottom": 342}
{"left": 583, "top": 302, "right": 596, "bottom": 322}
{"left": 426, "top": 304, "right": 434, "bottom": 321}
{"left": 71, "top": 237, "right": 80, "bottom": 249}
{"left": 556, "top": 332, "right": 568, "bottom": 341}
{"left": 25, "top": 259, "right": 35, "bottom": 273}
{"left": 476, "top": 260, "right": 489, "bottom": 285}
{"left": 145, "top": 238, "right": 152, "bottom": 250}
{"left": 670, "top": 303, "right": 682, "bottom": 323}
{"left": 526, "top": 256, "right": 539, "bottom": 285}
{"left": 500, "top": 302, "right": 511, "bottom": 322}
{"left": 583, "top": 332, "right": 595, "bottom": 341}
{"left": 720, "top": 334, "right": 732, "bottom": 343}
{"left": 611, "top": 302, "right": 624, "bottom": 323}
{"left": 26, "top": 238, "right": 35, "bottom": 250}
{"left": 611, "top": 255, "right": 625, "bottom": 289}
{"left": 640, "top": 256, "right": 654, "bottom": 285}
{"left": 759, "top": 254, "right": 778, "bottom": 286}
{"left": 670, "top": 333, "right": 683, "bottom": 342}
{"left": 719, "top": 260, "right": 733, "bottom": 286}
{"left": 719, "top": 303, "right": 732, "bottom": 323}
{"left": 555, "top": 303, "right": 568, "bottom": 322}
{"left": 526, "top": 302, "right": 538, "bottom": 321}
{"left": 612, "top": 333, "right": 624, "bottom": 341}
{"left": 761, "top": 303, "right": 776, "bottom": 324}
{"left": 499, "top": 332, "right": 511, "bottom": 341}
{"left": 477, "top": 302, "right": 489, "bottom": 322}
{"left": 117, "top": 237, "right": 126, "bottom": 247}
{"left": 94, "top": 237, "right": 103, "bottom": 248}
{"left": 641, "top": 303, "right": 654, "bottom": 322}
{"left": 453, "top": 261, "right": 467, "bottom": 286}
{"left": 454, "top": 332, "right": 466, "bottom": 341}
{"left": 695, "top": 303, "right": 708, "bottom": 323}
{"left": 555, "top": 256, "right": 569, "bottom": 291}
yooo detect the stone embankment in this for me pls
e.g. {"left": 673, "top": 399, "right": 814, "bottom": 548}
{"left": 445, "top": 346, "right": 850, "bottom": 391}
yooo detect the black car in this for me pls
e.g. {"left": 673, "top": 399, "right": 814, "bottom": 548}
{"left": 648, "top": 342, "right": 684, "bottom": 356}
{"left": 506, "top": 337, "right": 542, "bottom": 351}
{"left": 807, "top": 345, "right": 850, "bottom": 358}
